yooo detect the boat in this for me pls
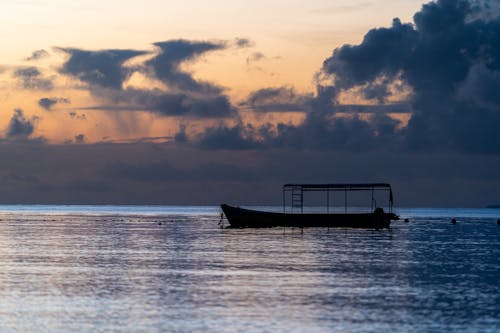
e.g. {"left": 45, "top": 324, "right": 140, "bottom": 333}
{"left": 221, "top": 183, "right": 399, "bottom": 229}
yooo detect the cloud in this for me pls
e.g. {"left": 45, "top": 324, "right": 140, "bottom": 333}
{"left": 38, "top": 97, "right": 70, "bottom": 111}
{"left": 3, "top": 173, "right": 40, "bottom": 184}
{"left": 470, "top": 0, "right": 500, "bottom": 20}
{"left": 90, "top": 87, "right": 235, "bottom": 118}
{"left": 104, "top": 159, "right": 258, "bottom": 182}
{"left": 6, "top": 109, "right": 37, "bottom": 138}
{"left": 13, "top": 67, "right": 54, "bottom": 90}
{"left": 41, "top": 5, "right": 500, "bottom": 155}
{"left": 25, "top": 49, "right": 50, "bottom": 61}
{"left": 268, "top": 113, "right": 400, "bottom": 151}
{"left": 59, "top": 40, "right": 228, "bottom": 95}
{"left": 74, "top": 134, "right": 85, "bottom": 143}
{"left": 174, "top": 125, "right": 188, "bottom": 143}
{"left": 102, "top": 160, "right": 182, "bottom": 182}
{"left": 0, "top": 9, "right": 499, "bottom": 206}
{"left": 68, "top": 112, "right": 87, "bottom": 120}
{"left": 58, "top": 41, "right": 236, "bottom": 119}
{"left": 246, "top": 52, "right": 265, "bottom": 65}
{"left": 63, "top": 180, "right": 110, "bottom": 193}
{"left": 58, "top": 48, "right": 147, "bottom": 89}
{"left": 242, "top": 86, "right": 312, "bottom": 112}
{"left": 145, "top": 39, "right": 226, "bottom": 95}
{"left": 333, "top": 103, "right": 410, "bottom": 113}
{"left": 0, "top": 142, "right": 495, "bottom": 205}
{"left": 194, "top": 124, "right": 263, "bottom": 150}
{"left": 322, "top": 18, "right": 418, "bottom": 90}
{"left": 192, "top": 86, "right": 402, "bottom": 151}
{"left": 317, "top": 0, "right": 500, "bottom": 154}
{"left": 234, "top": 38, "right": 254, "bottom": 48}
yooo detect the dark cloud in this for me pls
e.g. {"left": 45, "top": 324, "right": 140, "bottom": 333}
{"left": 102, "top": 160, "right": 181, "bottom": 182}
{"left": 68, "top": 112, "right": 87, "bottom": 120}
{"left": 242, "top": 86, "right": 312, "bottom": 112}
{"left": 6, "top": 109, "right": 37, "bottom": 138}
{"left": 58, "top": 41, "right": 235, "bottom": 119}
{"left": 359, "top": 78, "right": 395, "bottom": 103}
{"left": 234, "top": 38, "right": 254, "bottom": 48}
{"left": 266, "top": 113, "right": 400, "bottom": 151}
{"left": 29, "top": 2, "right": 500, "bottom": 155}
{"left": 334, "top": 103, "right": 411, "bottom": 113}
{"left": 104, "top": 159, "right": 258, "bottom": 183}
{"left": 174, "top": 125, "right": 188, "bottom": 143}
{"left": 25, "top": 49, "right": 50, "bottom": 61}
{"left": 58, "top": 40, "right": 228, "bottom": 95}
{"left": 405, "top": 0, "right": 500, "bottom": 153}
{"left": 470, "top": 0, "right": 500, "bottom": 20}
{"left": 38, "top": 97, "right": 70, "bottom": 111}
{"left": 3, "top": 173, "right": 40, "bottom": 184}
{"left": 145, "top": 40, "right": 226, "bottom": 95}
{"left": 0, "top": 143, "right": 495, "bottom": 206}
{"left": 13, "top": 67, "right": 54, "bottom": 90}
{"left": 193, "top": 82, "right": 402, "bottom": 151}
{"left": 91, "top": 87, "right": 234, "bottom": 118}
{"left": 58, "top": 48, "right": 147, "bottom": 89}
{"left": 322, "top": 18, "right": 418, "bottom": 90}
{"left": 0, "top": 138, "right": 497, "bottom": 205}
{"left": 317, "top": 0, "right": 500, "bottom": 154}
{"left": 75, "top": 134, "right": 85, "bottom": 143}
{"left": 63, "top": 180, "right": 110, "bottom": 193}
{"left": 0, "top": 4, "right": 499, "bottom": 206}
{"left": 189, "top": 107, "right": 401, "bottom": 152}
{"left": 194, "top": 124, "right": 263, "bottom": 150}
{"left": 246, "top": 52, "right": 265, "bottom": 65}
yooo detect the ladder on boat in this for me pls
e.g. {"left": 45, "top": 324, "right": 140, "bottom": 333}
{"left": 291, "top": 187, "right": 303, "bottom": 213}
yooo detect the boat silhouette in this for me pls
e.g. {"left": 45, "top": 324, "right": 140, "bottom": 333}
{"left": 221, "top": 183, "right": 398, "bottom": 229}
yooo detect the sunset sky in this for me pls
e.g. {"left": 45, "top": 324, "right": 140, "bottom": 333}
{"left": 1, "top": 0, "right": 499, "bottom": 206}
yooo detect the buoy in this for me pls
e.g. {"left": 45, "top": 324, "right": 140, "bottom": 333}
{"left": 404, "top": 218, "right": 409, "bottom": 223}
{"left": 451, "top": 218, "right": 457, "bottom": 224}
{"left": 497, "top": 219, "right": 500, "bottom": 226}
{"left": 158, "top": 222, "right": 162, "bottom": 225}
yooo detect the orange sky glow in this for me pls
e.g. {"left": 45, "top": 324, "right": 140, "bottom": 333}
{"left": 0, "top": 0, "right": 427, "bottom": 143}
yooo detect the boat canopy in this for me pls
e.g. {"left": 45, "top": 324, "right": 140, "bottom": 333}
{"left": 282, "top": 183, "right": 394, "bottom": 213}
{"left": 283, "top": 183, "right": 392, "bottom": 191}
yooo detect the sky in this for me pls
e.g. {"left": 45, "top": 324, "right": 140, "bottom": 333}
{"left": 0, "top": 0, "right": 500, "bottom": 207}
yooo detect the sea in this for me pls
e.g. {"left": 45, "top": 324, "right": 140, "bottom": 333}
{"left": 0, "top": 205, "right": 498, "bottom": 333}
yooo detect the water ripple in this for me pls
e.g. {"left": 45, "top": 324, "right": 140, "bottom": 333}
{"left": 0, "top": 209, "right": 497, "bottom": 332}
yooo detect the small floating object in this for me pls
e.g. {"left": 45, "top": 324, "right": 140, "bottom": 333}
{"left": 451, "top": 218, "right": 457, "bottom": 224}
{"left": 158, "top": 222, "right": 162, "bottom": 225}
{"left": 404, "top": 218, "right": 409, "bottom": 223}
{"left": 497, "top": 219, "right": 500, "bottom": 226}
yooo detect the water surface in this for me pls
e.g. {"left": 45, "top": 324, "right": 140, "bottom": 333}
{"left": 0, "top": 206, "right": 498, "bottom": 332}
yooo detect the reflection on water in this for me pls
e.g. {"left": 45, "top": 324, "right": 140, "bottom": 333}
{"left": 0, "top": 207, "right": 498, "bottom": 332}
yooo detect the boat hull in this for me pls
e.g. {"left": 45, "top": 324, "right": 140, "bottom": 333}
{"left": 221, "top": 204, "right": 396, "bottom": 229}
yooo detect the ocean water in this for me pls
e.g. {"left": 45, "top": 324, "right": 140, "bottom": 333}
{"left": 0, "top": 206, "right": 498, "bottom": 332}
